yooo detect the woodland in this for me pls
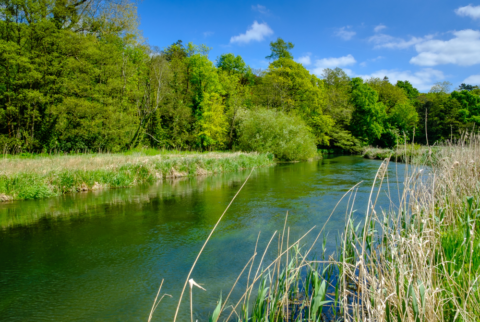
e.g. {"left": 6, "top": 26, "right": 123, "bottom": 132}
{"left": 1, "top": 0, "right": 480, "bottom": 160}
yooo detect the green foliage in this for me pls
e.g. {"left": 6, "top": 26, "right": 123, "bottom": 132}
{"left": 396, "top": 80, "right": 420, "bottom": 101}
{"left": 216, "top": 53, "right": 247, "bottom": 74}
{"left": 198, "top": 92, "right": 228, "bottom": 149}
{"left": 265, "top": 38, "right": 294, "bottom": 60}
{"left": 458, "top": 83, "right": 479, "bottom": 91}
{"left": 367, "top": 77, "right": 409, "bottom": 110}
{"left": 260, "top": 58, "right": 333, "bottom": 144}
{"left": 349, "top": 78, "right": 386, "bottom": 145}
{"left": 416, "top": 93, "right": 464, "bottom": 144}
{"left": 451, "top": 90, "right": 480, "bottom": 125}
{"left": 237, "top": 108, "right": 317, "bottom": 161}
{"left": 2, "top": 1, "right": 479, "bottom": 154}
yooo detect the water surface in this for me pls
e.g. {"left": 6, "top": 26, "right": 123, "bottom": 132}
{"left": 0, "top": 156, "right": 407, "bottom": 321}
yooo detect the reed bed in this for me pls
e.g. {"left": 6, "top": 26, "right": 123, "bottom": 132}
{"left": 150, "top": 134, "right": 480, "bottom": 321}
{"left": 362, "top": 144, "right": 439, "bottom": 163}
{"left": 0, "top": 151, "right": 273, "bottom": 201}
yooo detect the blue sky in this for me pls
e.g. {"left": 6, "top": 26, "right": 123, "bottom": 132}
{"left": 138, "top": 0, "right": 480, "bottom": 92}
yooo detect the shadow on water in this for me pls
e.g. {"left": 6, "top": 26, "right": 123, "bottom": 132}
{"left": 0, "top": 156, "right": 408, "bottom": 321}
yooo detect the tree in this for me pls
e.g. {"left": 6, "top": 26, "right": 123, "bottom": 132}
{"left": 0, "top": 0, "right": 144, "bottom": 152}
{"left": 430, "top": 81, "right": 453, "bottom": 94}
{"left": 265, "top": 38, "right": 294, "bottom": 60}
{"left": 162, "top": 40, "right": 189, "bottom": 61}
{"left": 349, "top": 78, "right": 386, "bottom": 145}
{"left": 217, "top": 53, "right": 247, "bottom": 74}
{"left": 416, "top": 93, "right": 463, "bottom": 144}
{"left": 458, "top": 83, "right": 479, "bottom": 91}
{"left": 261, "top": 58, "right": 333, "bottom": 144}
{"left": 367, "top": 78, "right": 417, "bottom": 146}
{"left": 129, "top": 50, "right": 171, "bottom": 149}
{"left": 237, "top": 108, "right": 317, "bottom": 161}
{"left": 396, "top": 80, "right": 419, "bottom": 101}
{"left": 451, "top": 90, "right": 480, "bottom": 125}
{"left": 217, "top": 70, "right": 251, "bottom": 147}
{"left": 321, "top": 68, "right": 353, "bottom": 127}
{"left": 367, "top": 78, "right": 409, "bottom": 111}
{"left": 198, "top": 92, "right": 228, "bottom": 149}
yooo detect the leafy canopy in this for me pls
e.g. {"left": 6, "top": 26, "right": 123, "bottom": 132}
{"left": 265, "top": 38, "right": 294, "bottom": 60}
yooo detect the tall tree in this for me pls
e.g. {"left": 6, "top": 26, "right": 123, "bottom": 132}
{"left": 349, "top": 78, "right": 386, "bottom": 145}
{"left": 265, "top": 38, "right": 294, "bottom": 60}
{"left": 261, "top": 58, "right": 333, "bottom": 145}
{"left": 396, "top": 80, "right": 419, "bottom": 101}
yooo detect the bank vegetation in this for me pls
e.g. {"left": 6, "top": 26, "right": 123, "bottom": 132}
{"left": 0, "top": 150, "right": 273, "bottom": 201}
{"left": 150, "top": 135, "right": 480, "bottom": 321}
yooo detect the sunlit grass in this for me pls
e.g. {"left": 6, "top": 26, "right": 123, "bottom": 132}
{"left": 0, "top": 150, "right": 273, "bottom": 201}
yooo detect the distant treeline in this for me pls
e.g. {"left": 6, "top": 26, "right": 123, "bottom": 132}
{"left": 1, "top": 0, "right": 480, "bottom": 157}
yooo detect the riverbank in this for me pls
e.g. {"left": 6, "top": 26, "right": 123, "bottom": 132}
{"left": 252, "top": 139, "right": 479, "bottom": 320}
{"left": 362, "top": 144, "right": 439, "bottom": 163}
{"left": 0, "top": 151, "right": 274, "bottom": 201}
{"left": 162, "top": 139, "right": 480, "bottom": 321}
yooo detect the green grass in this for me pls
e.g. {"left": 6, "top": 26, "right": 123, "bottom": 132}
{"left": 362, "top": 144, "right": 442, "bottom": 164}
{"left": 0, "top": 151, "right": 273, "bottom": 201}
{"left": 150, "top": 137, "right": 480, "bottom": 322}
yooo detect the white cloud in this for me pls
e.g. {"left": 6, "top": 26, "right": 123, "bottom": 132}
{"left": 374, "top": 24, "right": 387, "bottom": 33}
{"left": 411, "top": 29, "right": 480, "bottom": 66}
{"left": 311, "top": 54, "right": 356, "bottom": 75}
{"left": 342, "top": 68, "right": 354, "bottom": 76}
{"left": 356, "top": 68, "right": 445, "bottom": 91}
{"left": 297, "top": 54, "right": 312, "bottom": 66}
{"left": 335, "top": 26, "right": 356, "bottom": 40}
{"left": 369, "top": 33, "right": 434, "bottom": 49}
{"left": 252, "top": 4, "right": 270, "bottom": 14}
{"left": 463, "top": 74, "right": 480, "bottom": 85}
{"left": 203, "top": 31, "right": 214, "bottom": 37}
{"left": 455, "top": 5, "right": 480, "bottom": 19}
{"left": 230, "top": 21, "right": 273, "bottom": 44}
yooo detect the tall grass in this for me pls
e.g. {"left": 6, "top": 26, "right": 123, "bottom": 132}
{"left": 149, "top": 134, "right": 480, "bottom": 321}
{"left": 362, "top": 144, "right": 441, "bottom": 164}
{"left": 0, "top": 151, "right": 273, "bottom": 201}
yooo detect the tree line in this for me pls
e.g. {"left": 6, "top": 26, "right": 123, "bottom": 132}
{"left": 1, "top": 0, "right": 480, "bottom": 159}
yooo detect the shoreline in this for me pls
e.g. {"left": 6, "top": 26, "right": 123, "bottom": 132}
{"left": 0, "top": 152, "right": 274, "bottom": 202}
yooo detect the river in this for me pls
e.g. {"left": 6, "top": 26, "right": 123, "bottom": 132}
{"left": 0, "top": 156, "right": 408, "bottom": 321}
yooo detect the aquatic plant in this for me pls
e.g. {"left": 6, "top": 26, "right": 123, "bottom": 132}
{"left": 149, "top": 133, "right": 480, "bottom": 321}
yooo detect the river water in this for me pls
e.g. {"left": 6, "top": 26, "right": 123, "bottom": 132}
{"left": 0, "top": 156, "right": 408, "bottom": 321}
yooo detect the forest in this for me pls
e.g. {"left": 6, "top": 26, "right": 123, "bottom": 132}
{"left": 1, "top": 0, "right": 480, "bottom": 160}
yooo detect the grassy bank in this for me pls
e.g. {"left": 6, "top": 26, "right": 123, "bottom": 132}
{"left": 0, "top": 150, "right": 273, "bottom": 201}
{"left": 149, "top": 137, "right": 480, "bottom": 321}
{"left": 363, "top": 144, "right": 441, "bottom": 163}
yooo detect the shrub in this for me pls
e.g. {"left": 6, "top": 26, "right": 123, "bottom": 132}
{"left": 237, "top": 108, "right": 317, "bottom": 161}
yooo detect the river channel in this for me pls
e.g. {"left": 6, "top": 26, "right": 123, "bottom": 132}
{"left": 0, "top": 156, "right": 407, "bottom": 321}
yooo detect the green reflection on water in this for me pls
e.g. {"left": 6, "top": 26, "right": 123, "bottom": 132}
{"left": 0, "top": 156, "right": 406, "bottom": 321}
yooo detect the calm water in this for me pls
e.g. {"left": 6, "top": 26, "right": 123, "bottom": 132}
{"left": 0, "top": 156, "right": 407, "bottom": 321}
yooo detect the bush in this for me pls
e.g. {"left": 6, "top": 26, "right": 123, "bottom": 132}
{"left": 237, "top": 108, "right": 317, "bottom": 161}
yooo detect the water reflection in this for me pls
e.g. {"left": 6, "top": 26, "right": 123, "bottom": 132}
{"left": 0, "top": 156, "right": 407, "bottom": 321}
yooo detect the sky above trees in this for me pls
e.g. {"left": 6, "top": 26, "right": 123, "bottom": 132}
{"left": 138, "top": 0, "right": 480, "bottom": 92}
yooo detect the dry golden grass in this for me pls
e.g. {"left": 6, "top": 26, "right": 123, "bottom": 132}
{"left": 148, "top": 135, "right": 480, "bottom": 321}
{"left": 0, "top": 151, "right": 250, "bottom": 176}
{"left": 0, "top": 151, "right": 273, "bottom": 201}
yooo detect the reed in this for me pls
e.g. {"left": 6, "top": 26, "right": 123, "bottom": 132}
{"left": 362, "top": 143, "right": 441, "bottom": 164}
{"left": 148, "top": 134, "right": 480, "bottom": 321}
